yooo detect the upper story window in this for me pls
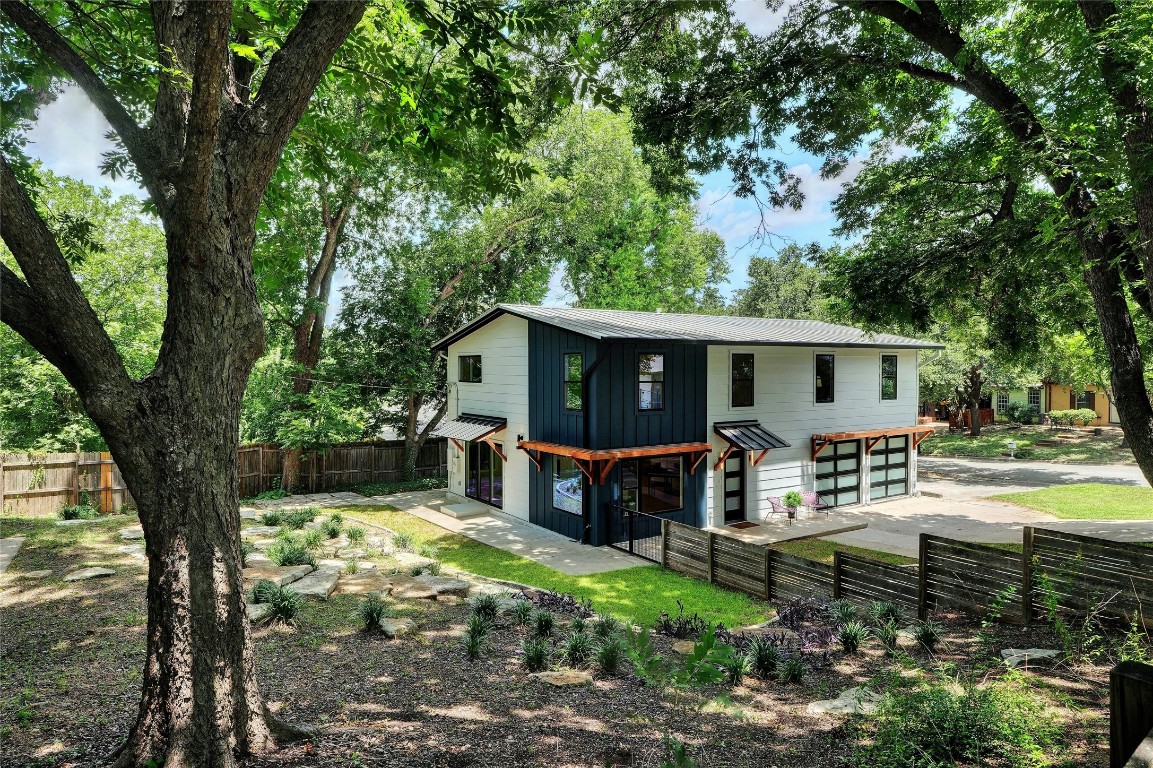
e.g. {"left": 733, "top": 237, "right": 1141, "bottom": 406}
{"left": 815, "top": 353, "right": 835, "bottom": 404}
{"left": 731, "top": 353, "right": 754, "bottom": 408}
{"left": 564, "top": 353, "right": 583, "bottom": 411}
{"left": 458, "top": 354, "right": 482, "bottom": 383}
{"left": 880, "top": 354, "right": 898, "bottom": 401}
{"left": 638, "top": 353, "right": 665, "bottom": 410}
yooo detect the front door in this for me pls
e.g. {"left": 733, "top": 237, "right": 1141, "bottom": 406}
{"left": 723, "top": 453, "right": 745, "bottom": 523}
{"left": 466, "top": 441, "right": 503, "bottom": 508}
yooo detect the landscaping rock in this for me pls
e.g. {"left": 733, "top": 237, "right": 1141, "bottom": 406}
{"left": 55, "top": 518, "right": 99, "bottom": 527}
{"left": 63, "top": 567, "right": 115, "bottom": 582}
{"left": 380, "top": 618, "right": 416, "bottom": 638}
{"left": 240, "top": 526, "right": 280, "bottom": 538}
{"left": 21, "top": 569, "right": 52, "bottom": 579}
{"left": 335, "top": 573, "right": 392, "bottom": 596}
{"left": 438, "top": 595, "right": 464, "bottom": 606}
{"left": 247, "top": 603, "right": 273, "bottom": 623}
{"left": 530, "top": 670, "right": 594, "bottom": 687}
{"left": 413, "top": 575, "right": 470, "bottom": 597}
{"left": 241, "top": 564, "right": 313, "bottom": 587}
{"left": 807, "top": 687, "right": 883, "bottom": 716}
{"left": 338, "top": 548, "right": 367, "bottom": 559}
{"left": 116, "top": 545, "right": 147, "bottom": 561}
{"left": 737, "top": 623, "right": 798, "bottom": 643}
{"left": 119, "top": 525, "right": 144, "bottom": 540}
{"left": 251, "top": 538, "right": 278, "bottom": 551}
{"left": 672, "top": 640, "right": 697, "bottom": 655}
{"left": 1001, "top": 648, "right": 1060, "bottom": 668}
{"left": 391, "top": 581, "right": 438, "bottom": 600}
{"left": 240, "top": 508, "right": 258, "bottom": 520}
{"left": 244, "top": 553, "right": 272, "bottom": 567}
{"left": 287, "top": 570, "right": 339, "bottom": 599}
{"left": 393, "top": 551, "right": 435, "bottom": 570}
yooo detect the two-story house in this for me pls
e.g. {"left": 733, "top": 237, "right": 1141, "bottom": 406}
{"left": 432, "top": 305, "right": 942, "bottom": 547}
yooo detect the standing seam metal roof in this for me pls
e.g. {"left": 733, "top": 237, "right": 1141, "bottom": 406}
{"left": 434, "top": 304, "right": 944, "bottom": 350}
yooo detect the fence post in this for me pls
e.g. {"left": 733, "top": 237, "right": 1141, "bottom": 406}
{"left": 72, "top": 455, "right": 80, "bottom": 506}
{"left": 917, "top": 533, "right": 929, "bottom": 620}
{"left": 706, "top": 531, "right": 715, "bottom": 584}
{"left": 1022, "top": 526, "right": 1034, "bottom": 625}
{"left": 832, "top": 550, "right": 842, "bottom": 599}
{"left": 764, "top": 547, "right": 773, "bottom": 602}
{"left": 1111, "top": 661, "right": 1153, "bottom": 768}
{"left": 660, "top": 519, "right": 669, "bottom": 568}
{"left": 0, "top": 456, "right": 5, "bottom": 514}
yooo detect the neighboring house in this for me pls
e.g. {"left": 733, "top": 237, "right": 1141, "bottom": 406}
{"left": 431, "top": 305, "right": 943, "bottom": 547}
{"left": 993, "top": 382, "right": 1117, "bottom": 426}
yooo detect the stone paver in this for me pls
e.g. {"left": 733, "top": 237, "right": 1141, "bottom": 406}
{"left": 335, "top": 572, "right": 392, "bottom": 596}
{"left": 119, "top": 525, "right": 144, "bottom": 540}
{"left": 807, "top": 686, "right": 883, "bottom": 716}
{"left": 0, "top": 536, "right": 25, "bottom": 577}
{"left": 63, "top": 567, "right": 115, "bottom": 582}
{"left": 240, "top": 526, "right": 280, "bottom": 538}
{"left": 290, "top": 569, "right": 339, "bottom": 599}
{"left": 21, "top": 569, "right": 52, "bottom": 580}
{"left": 1001, "top": 647, "right": 1060, "bottom": 668}
{"left": 391, "top": 581, "right": 438, "bottom": 600}
{"left": 380, "top": 617, "right": 416, "bottom": 638}
{"left": 55, "top": 518, "right": 98, "bottom": 527}
{"left": 412, "top": 574, "right": 471, "bottom": 597}
{"left": 247, "top": 603, "right": 273, "bottom": 623}
{"left": 241, "top": 564, "right": 313, "bottom": 587}
{"left": 530, "top": 670, "right": 593, "bottom": 687}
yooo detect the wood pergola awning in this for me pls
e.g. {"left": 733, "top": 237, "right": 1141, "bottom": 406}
{"left": 810, "top": 425, "right": 935, "bottom": 462}
{"left": 713, "top": 421, "right": 791, "bottom": 471}
{"left": 433, "top": 414, "right": 508, "bottom": 460}
{"left": 516, "top": 440, "right": 713, "bottom": 485}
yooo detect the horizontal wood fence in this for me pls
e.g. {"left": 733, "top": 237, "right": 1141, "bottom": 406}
{"left": 3, "top": 439, "right": 448, "bottom": 516}
{"left": 660, "top": 520, "right": 1152, "bottom": 627}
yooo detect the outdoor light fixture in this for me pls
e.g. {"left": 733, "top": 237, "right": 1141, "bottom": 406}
{"left": 1007, "top": 440, "right": 1017, "bottom": 459}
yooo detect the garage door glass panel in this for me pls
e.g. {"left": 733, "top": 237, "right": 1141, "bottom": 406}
{"left": 814, "top": 439, "right": 861, "bottom": 507}
{"left": 869, "top": 436, "right": 908, "bottom": 501}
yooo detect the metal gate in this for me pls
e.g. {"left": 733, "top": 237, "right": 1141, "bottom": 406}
{"left": 606, "top": 503, "right": 663, "bottom": 562}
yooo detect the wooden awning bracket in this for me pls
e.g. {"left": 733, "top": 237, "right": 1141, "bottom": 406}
{"left": 483, "top": 438, "right": 508, "bottom": 462}
{"left": 751, "top": 449, "right": 770, "bottom": 467}
{"left": 811, "top": 437, "right": 832, "bottom": 463}
{"left": 912, "top": 431, "right": 932, "bottom": 450}
{"left": 865, "top": 435, "right": 886, "bottom": 455}
{"left": 712, "top": 444, "right": 734, "bottom": 473}
{"left": 689, "top": 451, "right": 708, "bottom": 475}
{"left": 450, "top": 438, "right": 465, "bottom": 453}
{"left": 573, "top": 458, "right": 596, "bottom": 484}
{"left": 597, "top": 458, "right": 618, "bottom": 485}
{"left": 517, "top": 445, "right": 542, "bottom": 471}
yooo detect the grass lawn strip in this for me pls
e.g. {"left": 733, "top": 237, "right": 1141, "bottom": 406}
{"left": 991, "top": 484, "right": 1153, "bottom": 520}
{"left": 919, "top": 425, "right": 1133, "bottom": 464}
{"left": 769, "top": 537, "right": 916, "bottom": 566}
{"left": 338, "top": 503, "right": 770, "bottom": 628}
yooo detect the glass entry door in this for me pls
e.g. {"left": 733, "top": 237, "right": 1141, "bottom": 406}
{"left": 723, "top": 453, "right": 745, "bottom": 523}
{"left": 466, "top": 441, "right": 503, "bottom": 508}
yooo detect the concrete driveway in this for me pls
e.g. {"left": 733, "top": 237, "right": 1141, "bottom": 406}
{"left": 826, "top": 456, "right": 1153, "bottom": 558}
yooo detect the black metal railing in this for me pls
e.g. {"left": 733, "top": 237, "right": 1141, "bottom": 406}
{"left": 605, "top": 503, "right": 664, "bottom": 563}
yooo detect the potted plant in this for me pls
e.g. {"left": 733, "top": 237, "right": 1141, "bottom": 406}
{"left": 782, "top": 490, "right": 804, "bottom": 520}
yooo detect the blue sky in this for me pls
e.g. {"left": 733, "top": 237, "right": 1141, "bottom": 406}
{"left": 22, "top": 1, "right": 858, "bottom": 305}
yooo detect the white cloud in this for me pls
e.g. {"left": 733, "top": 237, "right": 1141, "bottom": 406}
{"left": 730, "top": 0, "right": 788, "bottom": 36}
{"left": 23, "top": 86, "right": 144, "bottom": 199}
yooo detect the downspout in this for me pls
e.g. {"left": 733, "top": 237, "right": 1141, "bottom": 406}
{"left": 581, "top": 343, "right": 613, "bottom": 545}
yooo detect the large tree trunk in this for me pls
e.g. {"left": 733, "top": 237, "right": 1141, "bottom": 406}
{"left": 400, "top": 394, "right": 448, "bottom": 481}
{"left": 959, "top": 364, "right": 985, "bottom": 437}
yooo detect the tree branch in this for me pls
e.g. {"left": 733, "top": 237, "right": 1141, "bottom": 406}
{"left": 0, "top": 1, "right": 163, "bottom": 202}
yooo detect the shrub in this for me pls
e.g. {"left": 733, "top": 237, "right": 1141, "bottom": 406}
{"left": 426, "top": 560, "right": 442, "bottom": 576}
{"left": 347, "top": 526, "right": 366, "bottom": 545}
{"left": 1047, "top": 408, "right": 1099, "bottom": 427}
{"left": 391, "top": 532, "right": 414, "bottom": 551}
{"left": 596, "top": 636, "right": 625, "bottom": 676}
{"left": 867, "top": 601, "right": 905, "bottom": 626}
{"left": 267, "top": 586, "right": 302, "bottom": 624}
{"left": 321, "top": 518, "right": 342, "bottom": 539}
{"left": 59, "top": 503, "right": 99, "bottom": 520}
{"left": 853, "top": 677, "right": 1058, "bottom": 768}
{"left": 359, "top": 594, "right": 391, "bottom": 631}
{"left": 747, "top": 635, "right": 781, "bottom": 679}
{"left": 251, "top": 579, "right": 279, "bottom": 604}
{"left": 282, "top": 508, "right": 315, "bottom": 530}
{"left": 259, "top": 511, "right": 283, "bottom": 526}
{"left": 782, "top": 490, "right": 804, "bottom": 509}
{"left": 349, "top": 475, "right": 448, "bottom": 497}
{"left": 592, "top": 614, "right": 622, "bottom": 640}
{"left": 419, "top": 543, "right": 440, "bottom": 560}
{"left": 563, "top": 631, "right": 595, "bottom": 667}
{"left": 828, "top": 599, "right": 859, "bottom": 627}
{"left": 839, "top": 621, "right": 871, "bottom": 654}
{"left": 779, "top": 655, "right": 805, "bottom": 684}
{"left": 523, "top": 637, "right": 551, "bottom": 672}
{"left": 724, "top": 653, "right": 752, "bottom": 686}
{"left": 275, "top": 527, "right": 297, "bottom": 541}
{"left": 266, "top": 540, "right": 316, "bottom": 568}
{"left": 471, "top": 593, "right": 501, "bottom": 622}
{"left": 512, "top": 599, "right": 534, "bottom": 626}
{"left": 915, "top": 620, "right": 944, "bottom": 652}
{"left": 875, "top": 620, "right": 900, "bottom": 655}
{"left": 328, "top": 512, "right": 343, "bottom": 525}
{"left": 569, "top": 616, "right": 586, "bottom": 634}
{"left": 302, "top": 529, "right": 324, "bottom": 550}
{"left": 534, "top": 610, "right": 555, "bottom": 637}
{"left": 345, "top": 561, "right": 359, "bottom": 575}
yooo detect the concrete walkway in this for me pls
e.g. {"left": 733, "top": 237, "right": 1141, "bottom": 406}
{"left": 0, "top": 536, "right": 25, "bottom": 577}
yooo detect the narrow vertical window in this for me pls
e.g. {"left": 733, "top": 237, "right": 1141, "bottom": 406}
{"left": 997, "top": 393, "right": 1009, "bottom": 411}
{"left": 564, "top": 353, "right": 583, "bottom": 410}
{"left": 638, "top": 353, "right": 664, "bottom": 410}
{"left": 880, "top": 354, "right": 898, "bottom": 401}
{"left": 815, "top": 354, "right": 835, "bottom": 403}
{"left": 731, "top": 353, "right": 754, "bottom": 407}
{"left": 458, "top": 355, "right": 482, "bottom": 383}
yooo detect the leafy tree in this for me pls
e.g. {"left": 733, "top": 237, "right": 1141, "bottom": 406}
{"left": 607, "top": 0, "right": 1153, "bottom": 482}
{"left": 0, "top": 2, "right": 583, "bottom": 764}
{"left": 733, "top": 243, "right": 831, "bottom": 320}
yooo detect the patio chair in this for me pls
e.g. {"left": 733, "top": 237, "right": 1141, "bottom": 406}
{"left": 802, "top": 491, "right": 831, "bottom": 519}
{"left": 766, "top": 496, "right": 795, "bottom": 526}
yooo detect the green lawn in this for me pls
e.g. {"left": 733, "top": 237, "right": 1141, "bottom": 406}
{"left": 991, "top": 483, "right": 1153, "bottom": 520}
{"left": 770, "top": 537, "right": 916, "bottom": 566}
{"left": 339, "top": 504, "right": 773, "bottom": 628}
{"left": 919, "top": 425, "right": 1133, "bottom": 464}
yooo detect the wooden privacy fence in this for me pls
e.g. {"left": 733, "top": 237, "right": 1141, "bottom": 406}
{"left": 0, "top": 452, "right": 132, "bottom": 516}
{"left": 660, "top": 519, "right": 1153, "bottom": 626}
{"left": 3, "top": 439, "right": 448, "bottom": 516}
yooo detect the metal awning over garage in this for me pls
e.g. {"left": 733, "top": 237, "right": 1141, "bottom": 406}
{"left": 810, "top": 425, "right": 935, "bottom": 462}
{"left": 713, "top": 421, "right": 791, "bottom": 470}
{"left": 432, "top": 414, "right": 507, "bottom": 457}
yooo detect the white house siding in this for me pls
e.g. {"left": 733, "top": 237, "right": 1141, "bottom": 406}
{"left": 445, "top": 314, "right": 530, "bottom": 520}
{"left": 704, "top": 346, "right": 921, "bottom": 527}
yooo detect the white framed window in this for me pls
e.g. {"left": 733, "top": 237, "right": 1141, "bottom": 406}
{"left": 996, "top": 393, "right": 1009, "bottom": 411}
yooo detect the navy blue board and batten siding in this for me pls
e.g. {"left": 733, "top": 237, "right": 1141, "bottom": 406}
{"left": 528, "top": 321, "right": 708, "bottom": 546}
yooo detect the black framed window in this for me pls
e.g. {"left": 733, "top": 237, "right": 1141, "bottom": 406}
{"left": 638, "top": 353, "right": 664, "bottom": 410}
{"left": 1077, "top": 390, "right": 1095, "bottom": 410}
{"left": 731, "top": 353, "right": 754, "bottom": 408}
{"left": 880, "top": 354, "right": 898, "bottom": 401}
{"left": 458, "top": 355, "right": 482, "bottom": 383}
{"left": 564, "top": 353, "right": 583, "bottom": 411}
{"left": 815, "top": 353, "right": 835, "bottom": 403}
{"left": 553, "top": 456, "right": 583, "bottom": 515}
{"left": 869, "top": 436, "right": 908, "bottom": 500}
{"left": 621, "top": 457, "right": 683, "bottom": 513}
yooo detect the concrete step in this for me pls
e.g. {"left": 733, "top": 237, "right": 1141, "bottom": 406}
{"left": 440, "top": 501, "right": 490, "bottom": 520}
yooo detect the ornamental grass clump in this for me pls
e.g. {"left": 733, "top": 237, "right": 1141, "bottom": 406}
{"left": 250, "top": 579, "right": 279, "bottom": 604}
{"left": 471, "top": 593, "right": 501, "bottom": 623}
{"left": 259, "top": 511, "right": 283, "bottom": 526}
{"left": 747, "top": 635, "right": 781, "bottom": 679}
{"left": 282, "top": 508, "right": 316, "bottom": 530}
{"left": 347, "top": 526, "right": 366, "bottom": 545}
{"left": 592, "top": 614, "right": 622, "bottom": 640}
{"left": 779, "top": 655, "right": 805, "bottom": 684}
{"left": 266, "top": 539, "right": 316, "bottom": 568}
{"left": 267, "top": 585, "right": 302, "bottom": 624}
{"left": 563, "top": 630, "right": 594, "bottom": 667}
{"left": 240, "top": 541, "right": 255, "bottom": 566}
{"left": 523, "top": 637, "right": 551, "bottom": 672}
{"left": 839, "top": 621, "right": 871, "bottom": 655}
{"left": 302, "top": 529, "right": 324, "bottom": 550}
{"left": 828, "top": 599, "right": 859, "bottom": 627}
{"left": 419, "top": 543, "right": 440, "bottom": 560}
{"left": 914, "top": 619, "right": 944, "bottom": 652}
{"left": 867, "top": 601, "right": 905, "bottom": 626}
{"left": 359, "top": 593, "right": 391, "bottom": 632}
{"left": 512, "top": 599, "right": 534, "bottom": 626}
{"left": 876, "top": 620, "right": 900, "bottom": 656}
{"left": 724, "top": 653, "right": 752, "bottom": 686}
{"left": 321, "top": 518, "right": 342, "bottom": 539}
{"left": 59, "top": 503, "right": 99, "bottom": 520}
{"left": 392, "top": 532, "right": 414, "bottom": 551}
{"left": 596, "top": 636, "right": 625, "bottom": 676}
{"left": 534, "top": 610, "right": 556, "bottom": 638}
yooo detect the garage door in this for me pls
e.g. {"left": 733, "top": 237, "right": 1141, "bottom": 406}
{"left": 869, "top": 436, "right": 908, "bottom": 500}
{"left": 815, "top": 439, "right": 860, "bottom": 506}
